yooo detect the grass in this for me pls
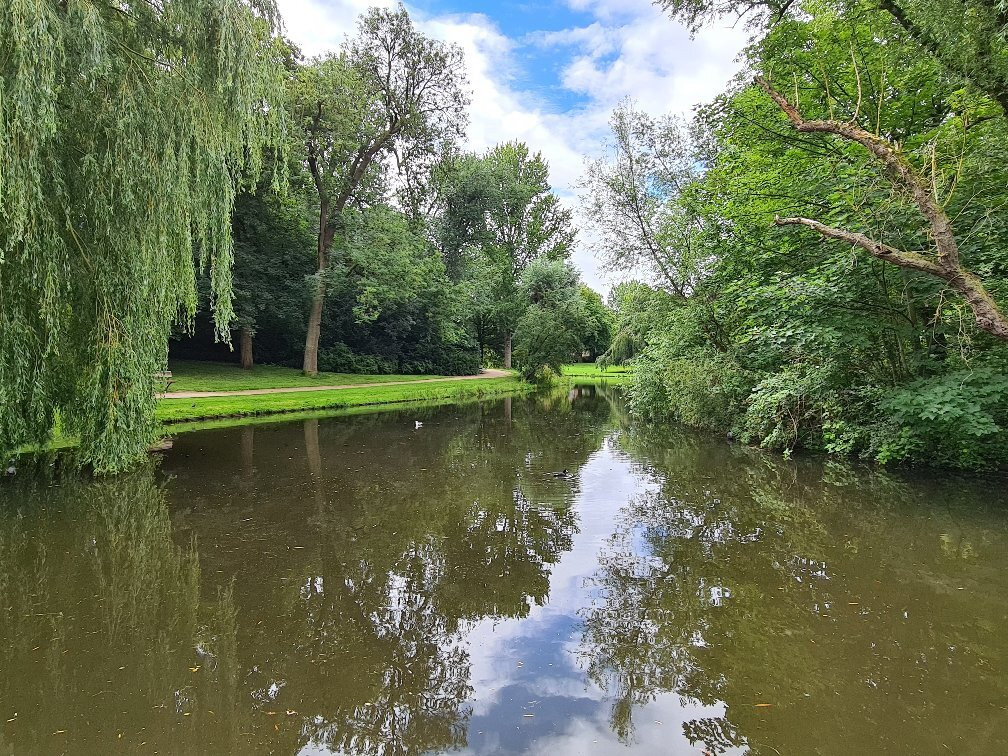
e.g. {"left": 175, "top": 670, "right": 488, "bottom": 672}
{"left": 14, "top": 361, "right": 620, "bottom": 457}
{"left": 162, "top": 391, "right": 517, "bottom": 436}
{"left": 11, "top": 373, "right": 527, "bottom": 459}
{"left": 560, "top": 363, "right": 632, "bottom": 379}
{"left": 156, "top": 376, "right": 529, "bottom": 424}
{"left": 166, "top": 359, "right": 447, "bottom": 392}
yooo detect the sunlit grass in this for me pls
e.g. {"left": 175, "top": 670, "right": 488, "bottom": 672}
{"left": 561, "top": 363, "right": 632, "bottom": 377}
{"left": 165, "top": 359, "right": 449, "bottom": 393}
{"left": 156, "top": 376, "right": 529, "bottom": 424}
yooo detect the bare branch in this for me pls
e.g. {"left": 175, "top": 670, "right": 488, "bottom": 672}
{"left": 757, "top": 74, "right": 1008, "bottom": 341}
{"left": 774, "top": 216, "right": 941, "bottom": 274}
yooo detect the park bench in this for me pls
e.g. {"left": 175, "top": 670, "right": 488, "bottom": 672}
{"left": 153, "top": 370, "right": 174, "bottom": 392}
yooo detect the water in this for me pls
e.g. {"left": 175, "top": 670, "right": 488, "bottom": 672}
{"left": 1, "top": 388, "right": 1007, "bottom": 755}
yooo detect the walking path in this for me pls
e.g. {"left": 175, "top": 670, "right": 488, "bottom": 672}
{"left": 159, "top": 368, "right": 512, "bottom": 399}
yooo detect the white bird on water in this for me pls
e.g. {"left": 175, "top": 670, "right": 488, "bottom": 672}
{"left": 414, "top": 421, "right": 423, "bottom": 429}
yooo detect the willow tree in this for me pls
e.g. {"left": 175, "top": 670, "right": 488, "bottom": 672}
{"left": 0, "top": 0, "right": 286, "bottom": 471}
{"left": 293, "top": 4, "right": 468, "bottom": 376}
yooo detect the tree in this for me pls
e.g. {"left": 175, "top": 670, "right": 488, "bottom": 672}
{"left": 611, "top": 0, "right": 1008, "bottom": 466}
{"left": 469, "top": 142, "right": 576, "bottom": 368}
{"left": 512, "top": 259, "right": 586, "bottom": 379}
{"left": 580, "top": 103, "right": 706, "bottom": 298}
{"left": 0, "top": 0, "right": 286, "bottom": 471}
{"left": 319, "top": 205, "right": 479, "bottom": 375}
{"left": 576, "top": 286, "right": 614, "bottom": 361}
{"left": 292, "top": 4, "right": 468, "bottom": 376}
{"left": 230, "top": 189, "right": 316, "bottom": 369}
{"left": 755, "top": 74, "right": 1008, "bottom": 341}
{"left": 655, "top": 0, "right": 1008, "bottom": 113}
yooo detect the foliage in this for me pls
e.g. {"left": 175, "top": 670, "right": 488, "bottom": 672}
{"left": 592, "top": 0, "right": 1008, "bottom": 468}
{"left": 0, "top": 0, "right": 287, "bottom": 471}
{"left": 292, "top": 3, "right": 469, "bottom": 374}
{"left": 512, "top": 260, "right": 586, "bottom": 379}
{"left": 436, "top": 141, "right": 577, "bottom": 363}
{"left": 230, "top": 189, "right": 316, "bottom": 363}
{"left": 576, "top": 286, "right": 614, "bottom": 360}
{"left": 879, "top": 367, "right": 1008, "bottom": 467}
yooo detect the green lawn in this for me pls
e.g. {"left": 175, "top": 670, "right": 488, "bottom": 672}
{"left": 157, "top": 376, "right": 528, "bottom": 424}
{"left": 561, "top": 363, "right": 632, "bottom": 377}
{"left": 165, "top": 359, "right": 447, "bottom": 393}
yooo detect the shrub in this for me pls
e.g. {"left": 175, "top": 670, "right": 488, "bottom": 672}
{"left": 877, "top": 368, "right": 1008, "bottom": 468}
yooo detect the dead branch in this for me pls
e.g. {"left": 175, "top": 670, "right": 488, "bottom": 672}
{"left": 756, "top": 75, "right": 1008, "bottom": 341}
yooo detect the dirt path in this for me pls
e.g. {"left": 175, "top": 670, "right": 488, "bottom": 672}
{"left": 159, "top": 369, "right": 513, "bottom": 399}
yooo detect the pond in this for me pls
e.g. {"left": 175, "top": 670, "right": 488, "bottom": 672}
{"left": 1, "top": 387, "right": 1007, "bottom": 755}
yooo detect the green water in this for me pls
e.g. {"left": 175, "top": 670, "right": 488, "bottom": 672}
{"left": 1, "top": 388, "right": 1006, "bottom": 754}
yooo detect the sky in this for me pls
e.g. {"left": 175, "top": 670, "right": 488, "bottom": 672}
{"left": 278, "top": 0, "right": 749, "bottom": 293}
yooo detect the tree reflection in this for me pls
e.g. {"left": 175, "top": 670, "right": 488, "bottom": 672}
{"left": 580, "top": 427, "right": 1008, "bottom": 754}
{"left": 263, "top": 396, "right": 608, "bottom": 754}
{"left": 0, "top": 461, "right": 243, "bottom": 754}
{"left": 0, "top": 391, "right": 618, "bottom": 754}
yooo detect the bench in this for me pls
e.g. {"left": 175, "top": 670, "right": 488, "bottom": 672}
{"left": 153, "top": 370, "right": 174, "bottom": 392}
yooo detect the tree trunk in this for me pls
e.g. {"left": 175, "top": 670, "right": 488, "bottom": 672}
{"left": 304, "top": 200, "right": 332, "bottom": 377}
{"left": 503, "top": 334, "right": 513, "bottom": 369}
{"left": 303, "top": 291, "right": 324, "bottom": 376}
{"left": 504, "top": 396, "right": 512, "bottom": 425}
{"left": 240, "top": 326, "right": 253, "bottom": 370}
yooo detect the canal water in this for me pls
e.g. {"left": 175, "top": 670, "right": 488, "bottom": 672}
{"left": 1, "top": 387, "right": 1006, "bottom": 754}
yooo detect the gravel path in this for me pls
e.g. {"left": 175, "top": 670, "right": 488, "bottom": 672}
{"left": 159, "top": 369, "right": 513, "bottom": 399}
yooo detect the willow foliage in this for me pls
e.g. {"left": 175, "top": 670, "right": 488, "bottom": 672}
{"left": 0, "top": 0, "right": 286, "bottom": 471}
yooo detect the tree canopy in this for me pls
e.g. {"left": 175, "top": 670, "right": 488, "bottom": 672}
{"left": 1, "top": 0, "right": 286, "bottom": 471}
{"left": 588, "top": 0, "right": 1008, "bottom": 468}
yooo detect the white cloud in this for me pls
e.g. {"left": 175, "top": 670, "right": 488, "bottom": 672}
{"left": 275, "top": 0, "right": 747, "bottom": 292}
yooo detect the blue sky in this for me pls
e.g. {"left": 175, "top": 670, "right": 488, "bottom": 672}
{"left": 279, "top": 0, "right": 748, "bottom": 291}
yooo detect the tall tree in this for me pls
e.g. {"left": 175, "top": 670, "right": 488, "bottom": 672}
{"left": 467, "top": 142, "right": 576, "bottom": 368}
{"left": 580, "top": 103, "right": 705, "bottom": 298}
{"left": 512, "top": 259, "right": 586, "bottom": 378}
{"left": 0, "top": 0, "right": 286, "bottom": 470}
{"left": 293, "top": 4, "right": 468, "bottom": 376}
{"left": 654, "top": 0, "right": 1008, "bottom": 113}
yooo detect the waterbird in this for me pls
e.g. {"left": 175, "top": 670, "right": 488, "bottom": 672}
{"left": 415, "top": 421, "right": 423, "bottom": 429}
{"left": 549, "top": 469, "right": 572, "bottom": 479}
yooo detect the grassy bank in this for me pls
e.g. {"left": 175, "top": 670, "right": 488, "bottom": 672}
{"left": 166, "top": 359, "right": 445, "bottom": 393}
{"left": 157, "top": 375, "right": 529, "bottom": 424}
{"left": 560, "top": 363, "right": 632, "bottom": 381}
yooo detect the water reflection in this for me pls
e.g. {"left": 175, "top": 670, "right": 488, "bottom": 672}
{"left": 0, "top": 389, "right": 1006, "bottom": 755}
{"left": 582, "top": 426, "right": 1008, "bottom": 754}
{"left": 0, "top": 465, "right": 243, "bottom": 753}
{"left": 161, "top": 395, "right": 610, "bottom": 755}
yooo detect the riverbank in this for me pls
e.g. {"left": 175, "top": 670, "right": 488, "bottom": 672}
{"left": 155, "top": 361, "right": 626, "bottom": 425}
{"left": 11, "top": 363, "right": 626, "bottom": 457}
{"left": 157, "top": 374, "right": 529, "bottom": 424}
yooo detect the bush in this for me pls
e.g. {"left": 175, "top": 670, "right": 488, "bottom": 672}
{"left": 877, "top": 368, "right": 1008, "bottom": 468}
{"left": 317, "top": 343, "right": 397, "bottom": 375}
{"left": 628, "top": 351, "right": 751, "bottom": 432}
